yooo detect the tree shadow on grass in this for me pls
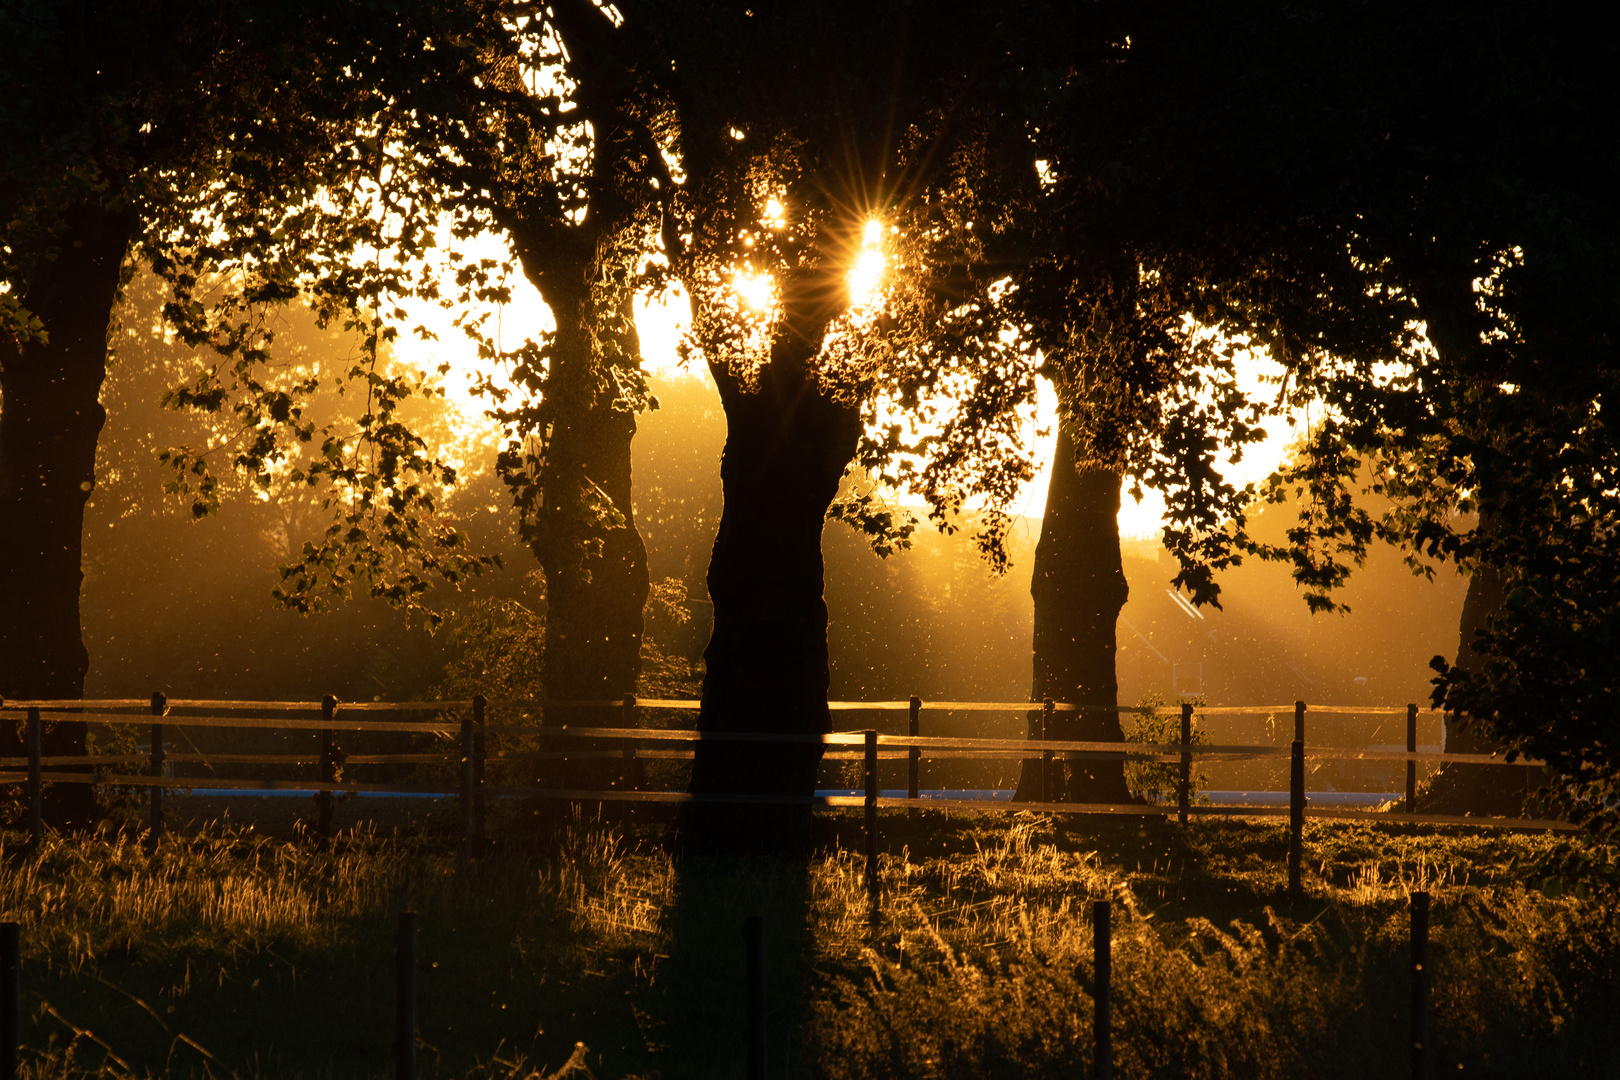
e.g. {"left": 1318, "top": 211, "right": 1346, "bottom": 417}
{"left": 644, "top": 847, "right": 817, "bottom": 1080}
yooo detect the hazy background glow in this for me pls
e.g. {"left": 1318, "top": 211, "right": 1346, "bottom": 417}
{"left": 385, "top": 229, "right": 1292, "bottom": 537}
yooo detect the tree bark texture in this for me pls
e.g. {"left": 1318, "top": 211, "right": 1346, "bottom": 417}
{"left": 534, "top": 293, "right": 650, "bottom": 712}
{"left": 685, "top": 293, "right": 860, "bottom": 851}
{"left": 1413, "top": 551, "right": 1538, "bottom": 814}
{"left": 0, "top": 205, "right": 134, "bottom": 827}
{"left": 508, "top": 224, "right": 650, "bottom": 796}
{"left": 1447, "top": 558, "right": 1504, "bottom": 756}
{"left": 1015, "top": 422, "right": 1133, "bottom": 803}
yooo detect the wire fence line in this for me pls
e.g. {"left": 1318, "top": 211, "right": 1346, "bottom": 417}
{"left": 1, "top": 695, "right": 1572, "bottom": 867}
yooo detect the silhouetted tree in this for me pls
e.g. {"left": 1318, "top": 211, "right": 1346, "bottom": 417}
{"left": 1015, "top": 423, "right": 1133, "bottom": 802}
{"left": 633, "top": 0, "right": 1003, "bottom": 847}
{"left": 0, "top": 0, "right": 499, "bottom": 824}
{"left": 444, "top": 0, "right": 665, "bottom": 740}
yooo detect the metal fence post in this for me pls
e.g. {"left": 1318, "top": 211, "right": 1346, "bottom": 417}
{"left": 744, "top": 915, "right": 765, "bottom": 1080}
{"left": 149, "top": 692, "right": 166, "bottom": 844}
{"left": 907, "top": 695, "right": 921, "bottom": 803}
{"left": 3, "top": 921, "right": 19, "bottom": 1080}
{"left": 1288, "top": 738, "right": 1305, "bottom": 896}
{"left": 317, "top": 695, "right": 337, "bottom": 840}
{"left": 1093, "top": 899, "right": 1111, "bottom": 1080}
{"left": 1406, "top": 703, "right": 1419, "bottom": 809}
{"left": 1178, "top": 701, "right": 1193, "bottom": 825}
{"left": 396, "top": 911, "right": 417, "bottom": 1080}
{"left": 864, "top": 730, "right": 879, "bottom": 899}
{"left": 473, "top": 695, "right": 487, "bottom": 848}
{"left": 25, "top": 708, "right": 40, "bottom": 847}
{"left": 459, "top": 708, "right": 474, "bottom": 868}
{"left": 1411, "top": 891, "right": 1429, "bottom": 1080}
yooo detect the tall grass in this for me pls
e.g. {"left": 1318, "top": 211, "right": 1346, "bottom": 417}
{"left": 2, "top": 813, "right": 1616, "bottom": 1078}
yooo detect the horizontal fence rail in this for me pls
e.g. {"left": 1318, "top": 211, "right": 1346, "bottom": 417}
{"left": 1, "top": 697, "right": 1571, "bottom": 850}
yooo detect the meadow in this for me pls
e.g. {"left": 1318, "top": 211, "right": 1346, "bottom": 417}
{"left": 2, "top": 804, "right": 1616, "bottom": 1079}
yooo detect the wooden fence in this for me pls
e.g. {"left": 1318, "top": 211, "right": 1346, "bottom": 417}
{"left": 1, "top": 695, "right": 1571, "bottom": 878}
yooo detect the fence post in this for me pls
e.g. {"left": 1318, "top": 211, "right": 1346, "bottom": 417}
{"left": 25, "top": 708, "right": 40, "bottom": 847}
{"left": 1288, "top": 737, "right": 1305, "bottom": 896}
{"left": 864, "top": 730, "right": 879, "bottom": 899}
{"left": 396, "top": 911, "right": 417, "bottom": 1080}
{"left": 317, "top": 695, "right": 337, "bottom": 841}
{"left": 1406, "top": 703, "right": 1418, "bottom": 809}
{"left": 149, "top": 692, "right": 166, "bottom": 844}
{"left": 3, "top": 921, "right": 18, "bottom": 1080}
{"left": 907, "top": 695, "right": 921, "bottom": 804}
{"left": 1041, "top": 699, "right": 1055, "bottom": 803}
{"left": 459, "top": 708, "right": 474, "bottom": 869}
{"left": 473, "top": 695, "right": 487, "bottom": 849}
{"left": 1411, "top": 891, "right": 1429, "bottom": 1080}
{"left": 1093, "top": 899, "right": 1111, "bottom": 1080}
{"left": 1178, "top": 701, "right": 1193, "bottom": 825}
{"left": 744, "top": 915, "right": 765, "bottom": 1080}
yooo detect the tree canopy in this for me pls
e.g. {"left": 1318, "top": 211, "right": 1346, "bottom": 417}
{"left": 5, "top": 0, "right": 1618, "bottom": 833}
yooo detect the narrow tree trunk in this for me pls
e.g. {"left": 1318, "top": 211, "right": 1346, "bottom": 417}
{"left": 503, "top": 225, "right": 651, "bottom": 797}
{"left": 533, "top": 292, "right": 650, "bottom": 715}
{"left": 0, "top": 205, "right": 133, "bottom": 827}
{"left": 1015, "top": 422, "right": 1132, "bottom": 803}
{"left": 684, "top": 311, "right": 861, "bottom": 851}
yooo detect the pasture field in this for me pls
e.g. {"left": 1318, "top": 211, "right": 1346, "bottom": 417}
{"left": 2, "top": 804, "right": 1616, "bottom": 1079}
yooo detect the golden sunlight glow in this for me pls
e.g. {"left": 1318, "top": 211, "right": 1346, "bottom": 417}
{"left": 731, "top": 269, "right": 776, "bottom": 313}
{"left": 763, "top": 198, "right": 786, "bottom": 227}
{"left": 848, "top": 250, "right": 886, "bottom": 307}
{"left": 847, "top": 218, "right": 887, "bottom": 309}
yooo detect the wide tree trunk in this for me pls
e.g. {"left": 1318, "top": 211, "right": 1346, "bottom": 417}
{"left": 1404, "top": 274, "right": 1530, "bottom": 814}
{"left": 1446, "top": 557, "right": 1505, "bottom": 756}
{"left": 1415, "top": 542, "right": 1538, "bottom": 814}
{"left": 0, "top": 204, "right": 134, "bottom": 827}
{"left": 1015, "top": 421, "right": 1132, "bottom": 803}
{"left": 684, "top": 312, "right": 860, "bottom": 852}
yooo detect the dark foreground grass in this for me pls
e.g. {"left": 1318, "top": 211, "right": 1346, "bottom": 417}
{"left": 2, "top": 805, "right": 1617, "bottom": 1079}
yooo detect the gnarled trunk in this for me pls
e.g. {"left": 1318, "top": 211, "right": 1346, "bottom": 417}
{"left": 1015, "top": 421, "right": 1132, "bottom": 803}
{"left": 685, "top": 321, "right": 860, "bottom": 851}
{"left": 0, "top": 205, "right": 134, "bottom": 827}
{"left": 533, "top": 290, "right": 650, "bottom": 715}
{"left": 505, "top": 224, "right": 650, "bottom": 793}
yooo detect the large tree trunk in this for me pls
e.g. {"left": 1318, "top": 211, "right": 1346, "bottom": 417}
{"left": 684, "top": 302, "right": 860, "bottom": 852}
{"left": 1015, "top": 421, "right": 1132, "bottom": 803}
{"left": 1446, "top": 558, "right": 1505, "bottom": 756}
{"left": 1415, "top": 546, "right": 1538, "bottom": 814}
{"left": 1404, "top": 273, "right": 1531, "bottom": 814}
{"left": 0, "top": 205, "right": 134, "bottom": 827}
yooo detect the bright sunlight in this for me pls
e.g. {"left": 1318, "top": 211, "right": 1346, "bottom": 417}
{"left": 847, "top": 218, "right": 886, "bottom": 308}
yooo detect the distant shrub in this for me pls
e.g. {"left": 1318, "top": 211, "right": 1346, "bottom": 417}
{"left": 1124, "top": 693, "right": 1211, "bottom": 804}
